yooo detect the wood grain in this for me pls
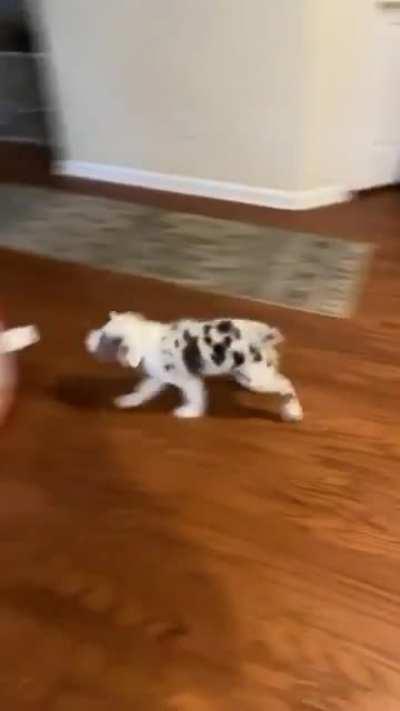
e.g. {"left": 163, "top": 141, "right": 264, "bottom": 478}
{"left": 1, "top": 189, "right": 400, "bottom": 710}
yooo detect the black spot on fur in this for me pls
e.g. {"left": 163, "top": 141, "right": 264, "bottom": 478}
{"left": 203, "top": 324, "right": 211, "bottom": 336}
{"left": 165, "top": 364, "right": 175, "bottom": 372}
{"left": 233, "top": 351, "right": 245, "bottom": 368}
{"left": 211, "top": 343, "right": 225, "bottom": 365}
{"left": 182, "top": 335, "right": 203, "bottom": 374}
{"left": 250, "top": 345, "right": 262, "bottom": 363}
{"left": 174, "top": 339, "right": 180, "bottom": 348}
{"left": 211, "top": 343, "right": 226, "bottom": 366}
{"left": 216, "top": 320, "right": 241, "bottom": 339}
{"left": 224, "top": 336, "right": 232, "bottom": 348}
{"left": 205, "top": 336, "right": 213, "bottom": 346}
{"left": 217, "top": 320, "right": 232, "bottom": 334}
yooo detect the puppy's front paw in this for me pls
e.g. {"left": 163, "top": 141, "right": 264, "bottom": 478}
{"left": 281, "top": 398, "right": 303, "bottom": 423}
{"left": 114, "top": 393, "right": 143, "bottom": 409}
{"left": 173, "top": 404, "right": 204, "bottom": 419}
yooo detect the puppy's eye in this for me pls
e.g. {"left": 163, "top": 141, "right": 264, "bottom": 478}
{"left": 110, "top": 337, "right": 123, "bottom": 348}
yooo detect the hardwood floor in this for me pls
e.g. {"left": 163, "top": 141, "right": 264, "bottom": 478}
{"left": 1, "top": 189, "right": 400, "bottom": 710}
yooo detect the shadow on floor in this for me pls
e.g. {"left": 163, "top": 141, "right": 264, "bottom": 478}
{"left": 54, "top": 373, "right": 283, "bottom": 423}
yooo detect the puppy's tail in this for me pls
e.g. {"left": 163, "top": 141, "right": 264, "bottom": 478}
{"left": 253, "top": 323, "right": 284, "bottom": 348}
{"left": 265, "top": 326, "right": 284, "bottom": 346}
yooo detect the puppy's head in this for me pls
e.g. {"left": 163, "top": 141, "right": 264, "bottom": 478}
{"left": 86, "top": 311, "right": 145, "bottom": 368}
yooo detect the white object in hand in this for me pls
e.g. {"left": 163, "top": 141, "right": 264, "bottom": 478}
{"left": 0, "top": 326, "right": 40, "bottom": 354}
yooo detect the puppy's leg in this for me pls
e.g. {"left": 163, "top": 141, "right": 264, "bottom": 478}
{"left": 271, "top": 373, "right": 303, "bottom": 422}
{"left": 236, "top": 364, "right": 303, "bottom": 422}
{"left": 174, "top": 377, "right": 207, "bottom": 419}
{"left": 114, "top": 377, "right": 165, "bottom": 409}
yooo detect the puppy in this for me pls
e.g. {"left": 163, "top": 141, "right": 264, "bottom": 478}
{"left": 86, "top": 312, "right": 303, "bottom": 421}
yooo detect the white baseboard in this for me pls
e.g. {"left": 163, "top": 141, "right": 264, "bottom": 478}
{"left": 54, "top": 160, "right": 352, "bottom": 211}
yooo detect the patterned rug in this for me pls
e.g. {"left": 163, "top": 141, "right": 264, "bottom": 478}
{"left": 0, "top": 185, "right": 372, "bottom": 317}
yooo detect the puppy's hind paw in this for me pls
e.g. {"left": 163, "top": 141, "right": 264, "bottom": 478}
{"left": 114, "top": 393, "right": 142, "bottom": 409}
{"left": 281, "top": 397, "right": 303, "bottom": 423}
{"left": 173, "top": 404, "right": 204, "bottom": 419}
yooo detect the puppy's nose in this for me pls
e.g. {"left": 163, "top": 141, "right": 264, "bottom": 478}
{"left": 96, "top": 334, "right": 123, "bottom": 362}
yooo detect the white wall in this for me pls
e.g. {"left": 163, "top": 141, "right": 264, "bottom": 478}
{"left": 36, "top": 0, "right": 308, "bottom": 192}
{"left": 35, "top": 0, "right": 383, "bottom": 204}
{"left": 302, "top": 0, "right": 375, "bottom": 191}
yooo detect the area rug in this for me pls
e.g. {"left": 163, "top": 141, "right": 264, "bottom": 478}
{"left": 0, "top": 185, "right": 372, "bottom": 317}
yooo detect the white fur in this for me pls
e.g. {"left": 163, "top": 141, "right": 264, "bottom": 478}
{"left": 86, "top": 312, "right": 303, "bottom": 421}
{"left": 0, "top": 325, "right": 40, "bottom": 354}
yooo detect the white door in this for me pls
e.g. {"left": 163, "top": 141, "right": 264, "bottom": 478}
{"left": 361, "top": 1, "right": 400, "bottom": 188}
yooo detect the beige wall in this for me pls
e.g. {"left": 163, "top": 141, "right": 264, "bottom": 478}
{"left": 35, "top": 0, "right": 376, "bottom": 195}
{"left": 302, "top": 0, "right": 374, "bottom": 190}
{"left": 37, "top": 0, "right": 307, "bottom": 191}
